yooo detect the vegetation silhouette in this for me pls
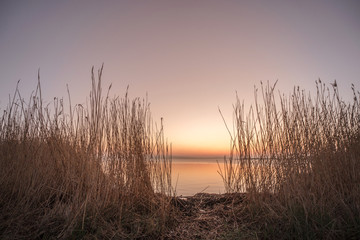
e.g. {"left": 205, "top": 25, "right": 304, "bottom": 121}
{"left": 0, "top": 66, "right": 173, "bottom": 239}
{"left": 218, "top": 80, "right": 360, "bottom": 239}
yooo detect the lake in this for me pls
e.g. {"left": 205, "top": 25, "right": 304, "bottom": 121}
{"left": 171, "top": 157, "right": 226, "bottom": 196}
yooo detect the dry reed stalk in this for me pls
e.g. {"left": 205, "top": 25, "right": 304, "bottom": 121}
{"left": 219, "top": 80, "right": 360, "bottom": 239}
{"left": 0, "top": 66, "right": 174, "bottom": 239}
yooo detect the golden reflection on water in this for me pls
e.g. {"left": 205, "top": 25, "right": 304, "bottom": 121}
{"left": 172, "top": 159, "right": 225, "bottom": 196}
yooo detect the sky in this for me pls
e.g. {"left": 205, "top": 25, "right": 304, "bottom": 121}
{"left": 1, "top": 0, "right": 360, "bottom": 157}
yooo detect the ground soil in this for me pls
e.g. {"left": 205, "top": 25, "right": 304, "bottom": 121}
{"left": 165, "top": 193, "right": 247, "bottom": 239}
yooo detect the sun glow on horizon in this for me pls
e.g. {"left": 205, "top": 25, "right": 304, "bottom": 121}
{"left": 0, "top": 1, "right": 359, "bottom": 158}
{"left": 172, "top": 146, "right": 228, "bottom": 158}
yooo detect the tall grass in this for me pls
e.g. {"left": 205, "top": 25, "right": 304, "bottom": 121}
{"left": 0, "top": 66, "right": 173, "bottom": 239}
{"left": 220, "top": 80, "right": 360, "bottom": 239}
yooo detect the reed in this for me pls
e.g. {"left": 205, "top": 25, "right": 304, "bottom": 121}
{"left": 0, "top": 66, "right": 174, "bottom": 239}
{"left": 220, "top": 80, "right": 360, "bottom": 239}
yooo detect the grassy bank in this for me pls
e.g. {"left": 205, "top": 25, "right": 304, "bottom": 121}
{"left": 219, "top": 80, "right": 360, "bottom": 239}
{"left": 0, "top": 67, "right": 174, "bottom": 239}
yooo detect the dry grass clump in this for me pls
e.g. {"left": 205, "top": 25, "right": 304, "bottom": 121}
{"left": 219, "top": 80, "right": 360, "bottom": 239}
{"left": 0, "top": 66, "right": 173, "bottom": 239}
{"left": 165, "top": 193, "right": 246, "bottom": 239}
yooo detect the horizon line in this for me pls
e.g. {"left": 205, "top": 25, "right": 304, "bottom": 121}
{"left": 172, "top": 154, "right": 227, "bottom": 159}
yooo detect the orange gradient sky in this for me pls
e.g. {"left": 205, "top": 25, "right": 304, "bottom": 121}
{"left": 1, "top": 0, "right": 360, "bottom": 157}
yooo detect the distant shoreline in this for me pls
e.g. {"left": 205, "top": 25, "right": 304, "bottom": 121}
{"left": 172, "top": 155, "right": 226, "bottom": 160}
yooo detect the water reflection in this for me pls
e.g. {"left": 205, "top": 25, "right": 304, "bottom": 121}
{"left": 172, "top": 158, "right": 225, "bottom": 196}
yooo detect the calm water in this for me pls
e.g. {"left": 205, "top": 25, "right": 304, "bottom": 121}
{"left": 171, "top": 158, "right": 226, "bottom": 196}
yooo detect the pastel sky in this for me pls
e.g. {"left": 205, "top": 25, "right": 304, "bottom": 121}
{"left": 1, "top": 0, "right": 359, "bottom": 157}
